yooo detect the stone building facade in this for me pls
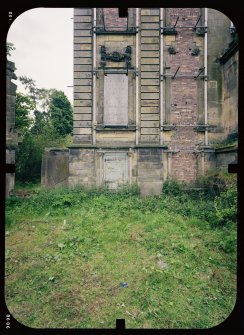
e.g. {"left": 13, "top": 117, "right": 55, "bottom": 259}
{"left": 42, "top": 8, "right": 238, "bottom": 195}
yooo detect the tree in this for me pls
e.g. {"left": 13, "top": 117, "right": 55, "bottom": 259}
{"left": 31, "top": 110, "right": 51, "bottom": 135}
{"left": 15, "top": 132, "right": 42, "bottom": 182}
{"left": 49, "top": 90, "right": 73, "bottom": 136}
{"left": 36, "top": 88, "right": 55, "bottom": 112}
{"left": 15, "top": 93, "right": 34, "bottom": 132}
{"left": 15, "top": 74, "right": 73, "bottom": 183}
{"left": 7, "top": 42, "right": 15, "bottom": 57}
{"left": 19, "top": 76, "right": 38, "bottom": 107}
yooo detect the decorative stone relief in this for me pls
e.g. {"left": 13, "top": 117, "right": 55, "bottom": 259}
{"left": 100, "top": 46, "right": 132, "bottom": 67}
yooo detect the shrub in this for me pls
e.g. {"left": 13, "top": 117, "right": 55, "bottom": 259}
{"left": 219, "top": 229, "right": 237, "bottom": 253}
{"left": 162, "top": 179, "right": 186, "bottom": 196}
{"left": 214, "top": 185, "right": 237, "bottom": 226}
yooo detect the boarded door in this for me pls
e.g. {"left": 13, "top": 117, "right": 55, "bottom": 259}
{"left": 104, "top": 74, "right": 128, "bottom": 125}
{"left": 104, "top": 152, "right": 128, "bottom": 189}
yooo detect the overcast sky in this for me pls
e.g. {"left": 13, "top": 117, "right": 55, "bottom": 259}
{"left": 7, "top": 8, "right": 73, "bottom": 103}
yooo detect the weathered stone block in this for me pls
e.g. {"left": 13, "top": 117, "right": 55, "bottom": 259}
{"left": 141, "top": 106, "right": 159, "bottom": 113}
{"left": 141, "top": 58, "right": 159, "bottom": 65}
{"left": 141, "top": 30, "right": 160, "bottom": 37}
{"left": 73, "top": 106, "right": 92, "bottom": 114}
{"left": 74, "top": 44, "right": 92, "bottom": 51}
{"left": 141, "top": 71, "right": 159, "bottom": 78}
{"left": 141, "top": 15, "right": 160, "bottom": 22}
{"left": 73, "top": 127, "right": 92, "bottom": 135}
{"left": 141, "top": 86, "right": 159, "bottom": 93}
{"left": 74, "top": 86, "right": 92, "bottom": 93}
{"left": 141, "top": 9, "right": 160, "bottom": 15}
{"left": 141, "top": 120, "right": 160, "bottom": 127}
{"left": 141, "top": 100, "right": 159, "bottom": 107}
{"left": 141, "top": 92, "right": 159, "bottom": 100}
{"left": 73, "top": 135, "right": 92, "bottom": 143}
{"left": 141, "top": 44, "right": 159, "bottom": 51}
{"left": 74, "top": 120, "right": 92, "bottom": 127}
{"left": 74, "top": 100, "right": 92, "bottom": 107}
{"left": 74, "top": 64, "right": 92, "bottom": 72}
{"left": 74, "top": 58, "right": 92, "bottom": 65}
{"left": 74, "top": 37, "right": 92, "bottom": 44}
{"left": 141, "top": 64, "right": 160, "bottom": 72}
{"left": 41, "top": 149, "right": 69, "bottom": 188}
{"left": 73, "top": 113, "right": 92, "bottom": 121}
{"left": 141, "top": 128, "right": 159, "bottom": 134}
{"left": 74, "top": 71, "right": 92, "bottom": 79}
{"left": 165, "top": 35, "right": 176, "bottom": 45}
{"left": 74, "top": 92, "right": 92, "bottom": 99}
{"left": 74, "top": 30, "right": 92, "bottom": 37}
{"left": 74, "top": 8, "right": 93, "bottom": 15}
{"left": 74, "top": 51, "right": 93, "bottom": 58}
{"left": 141, "top": 37, "right": 160, "bottom": 44}
{"left": 74, "top": 22, "right": 93, "bottom": 29}
{"left": 141, "top": 51, "right": 160, "bottom": 58}
{"left": 74, "top": 16, "right": 92, "bottom": 23}
{"left": 141, "top": 114, "right": 159, "bottom": 120}
{"left": 74, "top": 78, "right": 92, "bottom": 85}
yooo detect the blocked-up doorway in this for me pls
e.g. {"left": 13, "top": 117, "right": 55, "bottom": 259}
{"left": 103, "top": 152, "right": 128, "bottom": 189}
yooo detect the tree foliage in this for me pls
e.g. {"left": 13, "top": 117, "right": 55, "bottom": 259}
{"left": 7, "top": 42, "right": 15, "bottom": 57}
{"left": 15, "top": 132, "right": 42, "bottom": 182}
{"left": 19, "top": 76, "right": 38, "bottom": 107}
{"left": 15, "top": 93, "right": 34, "bottom": 132}
{"left": 49, "top": 90, "right": 73, "bottom": 136}
{"left": 15, "top": 77, "right": 73, "bottom": 182}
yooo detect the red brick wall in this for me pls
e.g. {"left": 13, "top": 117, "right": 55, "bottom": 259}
{"left": 172, "top": 152, "right": 197, "bottom": 181}
{"left": 166, "top": 8, "right": 201, "bottom": 181}
{"left": 103, "top": 8, "right": 127, "bottom": 31}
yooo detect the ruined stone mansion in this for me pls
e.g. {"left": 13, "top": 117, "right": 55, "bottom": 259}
{"left": 41, "top": 8, "right": 238, "bottom": 195}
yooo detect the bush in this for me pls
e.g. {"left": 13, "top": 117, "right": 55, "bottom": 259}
{"left": 214, "top": 185, "right": 237, "bottom": 226}
{"left": 219, "top": 229, "right": 237, "bottom": 253}
{"left": 162, "top": 179, "right": 186, "bottom": 196}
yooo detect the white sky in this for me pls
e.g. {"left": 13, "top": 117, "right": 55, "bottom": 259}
{"left": 7, "top": 8, "right": 73, "bottom": 104}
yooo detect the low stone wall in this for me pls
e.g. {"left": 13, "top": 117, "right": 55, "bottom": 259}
{"left": 215, "top": 145, "right": 237, "bottom": 170}
{"left": 41, "top": 149, "right": 69, "bottom": 188}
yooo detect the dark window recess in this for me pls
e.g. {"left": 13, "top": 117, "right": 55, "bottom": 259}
{"left": 119, "top": 8, "right": 128, "bottom": 18}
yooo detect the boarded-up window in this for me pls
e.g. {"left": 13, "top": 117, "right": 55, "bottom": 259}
{"left": 104, "top": 152, "right": 128, "bottom": 189}
{"left": 104, "top": 74, "right": 128, "bottom": 125}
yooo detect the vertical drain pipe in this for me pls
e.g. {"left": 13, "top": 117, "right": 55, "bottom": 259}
{"left": 92, "top": 8, "right": 97, "bottom": 145}
{"left": 135, "top": 8, "right": 139, "bottom": 145}
{"left": 160, "top": 8, "right": 164, "bottom": 145}
{"left": 204, "top": 8, "right": 208, "bottom": 146}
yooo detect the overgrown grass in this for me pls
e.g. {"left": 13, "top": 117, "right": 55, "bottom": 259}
{"left": 5, "top": 180, "right": 237, "bottom": 329}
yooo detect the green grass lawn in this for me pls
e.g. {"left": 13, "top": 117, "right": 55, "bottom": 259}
{"left": 5, "top": 185, "right": 237, "bottom": 329}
